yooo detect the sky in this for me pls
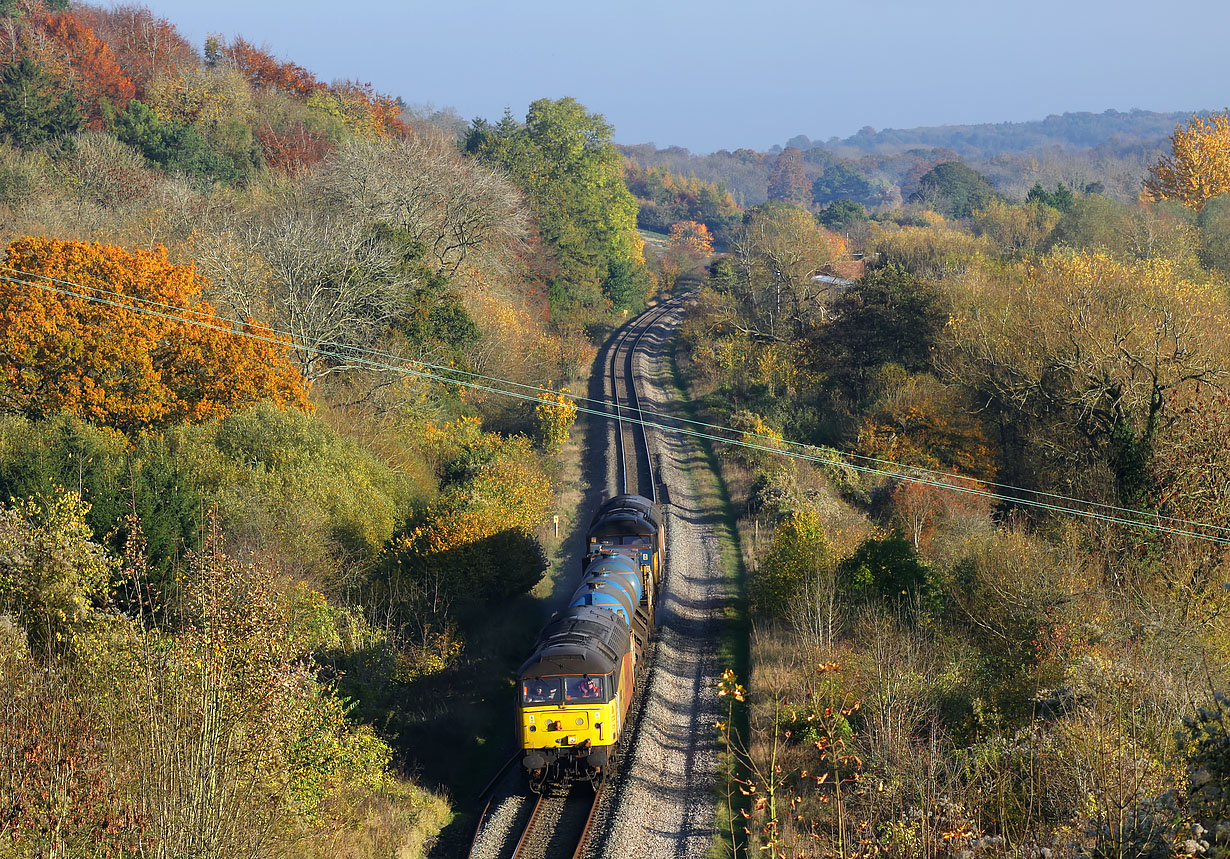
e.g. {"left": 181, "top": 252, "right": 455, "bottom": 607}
{"left": 140, "top": 0, "right": 1230, "bottom": 154}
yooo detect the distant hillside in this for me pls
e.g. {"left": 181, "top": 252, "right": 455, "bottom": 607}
{"left": 784, "top": 109, "right": 1197, "bottom": 158}
{"left": 622, "top": 109, "right": 1194, "bottom": 209}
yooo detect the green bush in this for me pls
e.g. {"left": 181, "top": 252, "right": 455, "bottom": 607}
{"left": 837, "top": 532, "right": 941, "bottom": 614}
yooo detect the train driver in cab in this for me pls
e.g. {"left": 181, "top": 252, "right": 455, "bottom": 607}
{"left": 524, "top": 677, "right": 559, "bottom": 704}
{"left": 570, "top": 677, "right": 601, "bottom": 700}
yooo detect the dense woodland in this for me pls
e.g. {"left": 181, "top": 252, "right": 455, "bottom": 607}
{"left": 683, "top": 112, "right": 1230, "bottom": 857}
{"left": 0, "top": 2, "right": 1228, "bottom": 858}
{"left": 0, "top": 2, "right": 650, "bottom": 855}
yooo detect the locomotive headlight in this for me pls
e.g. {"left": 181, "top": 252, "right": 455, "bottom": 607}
{"left": 529, "top": 725, "right": 536, "bottom": 732}
{"left": 566, "top": 735, "right": 577, "bottom": 745}
{"left": 576, "top": 716, "right": 585, "bottom": 726}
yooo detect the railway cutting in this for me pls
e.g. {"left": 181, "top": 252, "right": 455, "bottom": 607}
{"left": 470, "top": 294, "right": 730, "bottom": 859}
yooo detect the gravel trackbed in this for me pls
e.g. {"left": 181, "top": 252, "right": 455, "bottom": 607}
{"left": 592, "top": 301, "right": 733, "bottom": 859}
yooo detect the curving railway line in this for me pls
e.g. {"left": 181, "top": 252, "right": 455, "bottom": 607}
{"left": 609, "top": 296, "right": 685, "bottom": 501}
{"left": 468, "top": 295, "right": 690, "bottom": 859}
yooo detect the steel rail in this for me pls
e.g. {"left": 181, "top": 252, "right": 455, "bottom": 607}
{"left": 506, "top": 786, "right": 603, "bottom": 859}
{"left": 570, "top": 787, "right": 604, "bottom": 859}
{"left": 510, "top": 793, "right": 547, "bottom": 859}
{"left": 468, "top": 753, "right": 521, "bottom": 858}
{"left": 608, "top": 297, "right": 685, "bottom": 499}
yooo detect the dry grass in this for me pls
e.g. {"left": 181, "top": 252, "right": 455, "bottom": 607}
{"left": 280, "top": 781, "right": 451, "bottom": 859}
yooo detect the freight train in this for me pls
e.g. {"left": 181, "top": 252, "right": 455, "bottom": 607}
{"left": 515, "top": 494, "right": 664, "bottom": 792}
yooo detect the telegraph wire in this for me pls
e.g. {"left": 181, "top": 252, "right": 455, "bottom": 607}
{"left": 2, "top": 268, "right": 1228, "bottom": 546}
{"left": 8, "top": 265, "right": 1222, "bottom": 539}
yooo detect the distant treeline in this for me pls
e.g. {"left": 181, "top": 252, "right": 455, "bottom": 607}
{"left": 621, "top": 108, "right": 1195, "bottom": 209}
{"left": 785, "top": 108, "right": 1198, "bottom": 157}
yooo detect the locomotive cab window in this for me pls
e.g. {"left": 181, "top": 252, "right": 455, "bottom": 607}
{"left": 522, "top": 677, "right": 562, "bottom": 705}
{"left": 564, "top": 675, "right": 605, "bottom": 702}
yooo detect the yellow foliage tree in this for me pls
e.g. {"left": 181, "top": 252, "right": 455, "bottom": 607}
{"left": 535, "top": 385, "right": 577, "bottom": 454}
{"left": 384, "top": 425, "right": 553, "bottom": 613}
{"left": 1143, "top": 111, "right": 1230, "bottom": 210}
{"left": 0, "top": 237, "right": 310, "bottom": 431}
{"left": 944, "top": 251, "right": 1230, "bottom": 503}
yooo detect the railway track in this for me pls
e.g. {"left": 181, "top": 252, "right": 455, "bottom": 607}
{"left": 468, "top": 296, "right": 689, "bottom": 859}
{"left": 609, "top": 295, "right": 688, "bottom": 500}
{"left": 510, "top": 786, "right": 602, "bottom": 859}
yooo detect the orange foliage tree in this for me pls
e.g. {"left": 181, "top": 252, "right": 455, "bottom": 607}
{"left": 668, "top": 220, "right": 715, "bottom": 256}
{"left": 208, "top": 35, "right": 322, "bottom": 96}
{"left": 72, "top": 4, "right": 195, "bottom": 101}
{"left": 0, "top": 237, "right": 310, "bottom": 432}
{"left": 28, "top": 7, "right": 135, "bottom": 127}
{"left": 0, "top": 2, "right": 136, "bottom": 128}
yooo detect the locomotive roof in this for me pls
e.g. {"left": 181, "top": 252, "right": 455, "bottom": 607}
{"left": 517, "top": 605, "right": 630, "bottom": 678}
{"left": 589, "top": 493, "right": 662, "bottom": 536}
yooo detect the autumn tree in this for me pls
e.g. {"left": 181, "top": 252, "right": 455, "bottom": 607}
{"left": 0, "top": 237, "right": 309, "bottom": 431}
{"left": 624, "top": 163, "right": 740, "bottom": 239}
{"left": 668, "top": 220, "right": 714, "bottom": 257}
{"left": 14, "top": 5, "right": 135, "bottom": 128}
{"left": 1143, "top": 111, "right": 1230, "bottom": 210}
{"left": 722, "top": 202, "right": 847, "bottom": 342}
{"left": 380, "top": 422, "right": 551, "bottom": 618}
{"left": 970, "top": 198, "right": 1061, "bottom": 257}
{"left": 890, "top": 471, "right": 992, "bottom": 549}
{"left": 855, "top": 370, "right": 998, "bottom": 479}
{"left": 206, "top": 34, "right": 321, "bottom": 96}
{"left": 72, "top": 5, "right": 195, "bottom": 101}
{"left": 535, "top": 385, "right": 577, "bottom": 455}
{"left": 767, "top": 146, "right": 809, "bottom": 206}
{"left": 943, "top": 251, "right": 1230, "bottom": 504}
{"left": 0, "top": 492, "right": 112, "bottom": 651}
{"left": 304, "top": 79, "right": 405, "bottom": 139}
{"left": 66, "top": 128, "right": 156, "bottom": 208}
{"left": 113, "top": 530, "right": 392, "bottom": 856}
{"left": 1043, "top": 193, "right": 1200, "bottom": 268}
{"left": 752, "top": 508, "right": 832, "bottom": 621}
{"left": 1150, "top": 391, "right": 1230, "bottom": 531}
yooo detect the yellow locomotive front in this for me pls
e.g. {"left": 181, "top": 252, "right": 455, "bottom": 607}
{"left": 520, "top": 674, "right": 625, "bottom": 768}
{"left": 517, "top": 606, "right": 636, "bottom": 791}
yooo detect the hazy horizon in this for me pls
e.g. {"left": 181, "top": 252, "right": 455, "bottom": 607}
{"left": 140, "top": 0, "right": 1228, "bottom": 153}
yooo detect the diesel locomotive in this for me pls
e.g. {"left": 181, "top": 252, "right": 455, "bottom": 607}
{"left": 515, "top": 494, "right": 664, "bottom": 792}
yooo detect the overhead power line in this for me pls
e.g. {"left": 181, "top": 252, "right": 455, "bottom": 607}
{"left": 12, "top": 264, "right": 1219, "bottom": 540}
{"left": 2, "top": 266, "right": 1228, "bottom": 546}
